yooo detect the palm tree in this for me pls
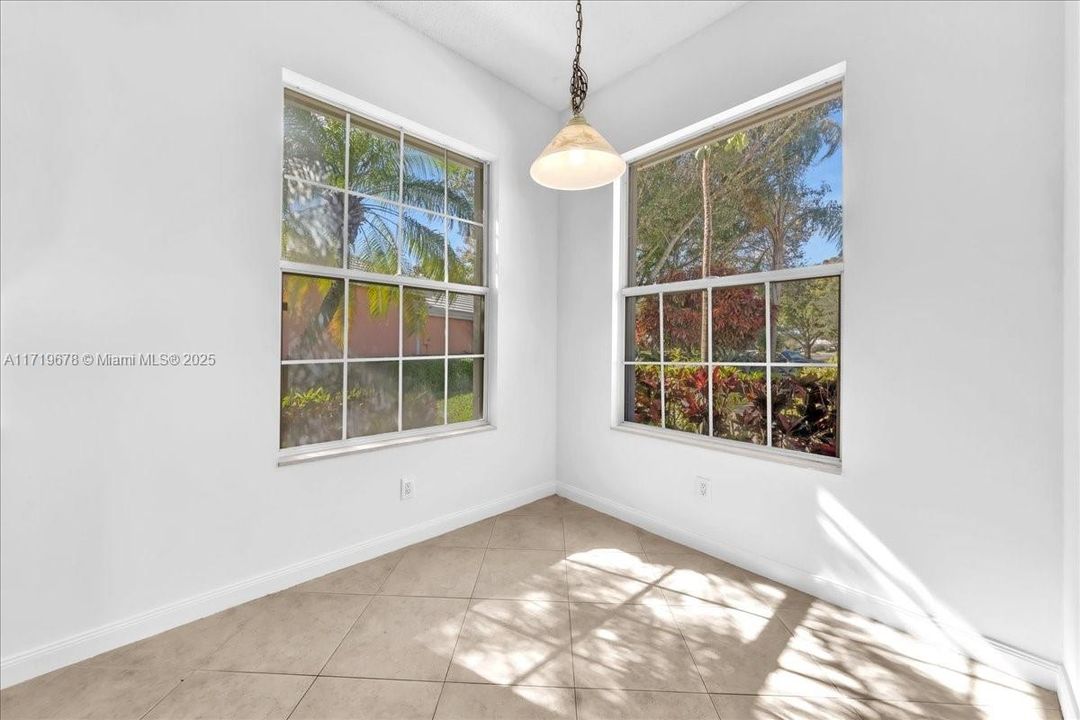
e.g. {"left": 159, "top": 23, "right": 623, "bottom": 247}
{"left": 282, "top": 98, "right": 479, "bottom": 346}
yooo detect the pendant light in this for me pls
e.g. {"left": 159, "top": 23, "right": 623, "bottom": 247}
{"left": 530, "top": 0, "right": 626, "bottom": 191}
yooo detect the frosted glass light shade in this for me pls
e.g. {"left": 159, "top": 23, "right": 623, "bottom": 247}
{"left": 530, "top": 115, "right": 626, "bottom": 191}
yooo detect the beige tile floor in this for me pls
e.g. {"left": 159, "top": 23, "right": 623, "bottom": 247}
{"left": 0, "top": 495, "right": 1064, "bottom": 720}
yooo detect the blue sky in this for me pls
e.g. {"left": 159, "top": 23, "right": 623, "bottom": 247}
{"left": 800, "top": 106, "right": 843, "bottom": 266}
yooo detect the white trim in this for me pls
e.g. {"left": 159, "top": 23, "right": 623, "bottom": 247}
{"left": 0, "top": 481, "right": 556, "bottom": 689}
{"left": 612, "top": 421, "right": 840, "bottom": 474}
{"left": 613, "top": 65, "right": 845, "bottom": 467}
{"left": 280, "top": 73, "right": 494, "bottom": 460}
{"left": 340, "top": 113, "right": 351, "bottom": 442}
{"left": 622, "top": 361, "right": 835, "bottom": 369}
{"left": 610, "top": 173, "right": 628, "bottom": 428}
{"left": 624, "top": 262, "right": 843, "bottom": 297}
{"left": 1060, "top": 665, "right": 1080, "bottom": 720}
{"left": 278, "top": 420, "right": 493, "bottom": 466}
{"left": 622, "top": 62, "right": 846, "bottom": 164}
{"left": 555, "top": 482, "right": 1065, "bottom": 693}
{"left": 279, "top": 261, "right": 488, "bottom": 296}
{"left": 282, "top": 174, "right": 485, "bottom": 228}
{"left": 282, "top": 68, "right": 496, "bottom": 164}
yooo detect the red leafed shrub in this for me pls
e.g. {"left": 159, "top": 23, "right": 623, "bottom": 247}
{"left": 632, "top": 365, "right": 837, "bottom": 457}
{"left": 631, "top": 266, "right": 765, "bottom": 362}
{"left": 772, "top": 368, "right": 838, "bottom": 457}
{"left": 664, "top": 365, "right": 710, "bottom": 433}
{"left": 712, "top": 366, "right": 766, "bottom": 443}
{"left": 631, "top": 365, "right": 662, "bottom": 425}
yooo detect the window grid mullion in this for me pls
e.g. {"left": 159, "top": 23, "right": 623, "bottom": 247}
{"left": 281, "top": 89, "right": 488, "bottom": 455}
{"left": 443, "top": 161, "right": 449, "bottom": 427}
{"left": 280, "top": 262, "right": 487, "bottom": 297}
{"left": 282, "top": 173, "right": 484, "bottom": 229}
{"left": 397, "top": 131, "right": 405, "bottom": 434}
{"left": 397, "top": 283, "right": 404, "bottom": 433}
{"left": 397, "top": 130, "right": 405, "bottom": 276}
{"left": 707, "top": 287, "right": 713, "bottom": 439}
{"left": 659, "top": 291, "right": 665, "bottom": 430}
{"left": 341, "top": 114, "right": 351, "bottom": 442}
{"left": 765, "top": 280, "right": 773, "bottom": 449}
{"left": 444, "top": 293, "right": 449, "bottom": 426}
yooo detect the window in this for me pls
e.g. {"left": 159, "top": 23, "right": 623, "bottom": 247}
{"left": 280, "top": 89, "right": 487, "bottom": 456}
{"left": 623, "top": 85, "right": 842, "bottom": 461}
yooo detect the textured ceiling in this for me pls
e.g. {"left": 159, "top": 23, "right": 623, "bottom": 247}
{"left": 368, "top": 0, "right": 746, "bottom": 111}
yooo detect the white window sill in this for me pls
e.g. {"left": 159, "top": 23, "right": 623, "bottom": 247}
{"left": 278, "top": 421, "right": 495, "bottom": 466}
{"left": 611, "top": 422, "right": 841, "bottom": 475}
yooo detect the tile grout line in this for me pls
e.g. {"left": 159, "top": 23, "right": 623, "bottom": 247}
{"left": 429, "top": 513, "right": 495, "bottom": 719}
{"left": 22, "top": 499, "right": 988, "bottom": 717}
{"left": 563, "top": 510, "right": 579, "bottom": 720}
{"left": 290, "top": 553, "right": 410, "bottom": 716}
{"left": 282, "top": 675, "right": 319, "bottom": 720}
{"left": 646, "top": 525, "right": 718, "bottom": 714}
{"left": 135, "top": 675, "right": 187, "bottom": 720}
{"left": 634, "top": 523, "right": 858, "bottom": 714}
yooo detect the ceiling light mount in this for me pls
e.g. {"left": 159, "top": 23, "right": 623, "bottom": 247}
{"left": 530, "top": 0, "right": 626, "bottom": 191}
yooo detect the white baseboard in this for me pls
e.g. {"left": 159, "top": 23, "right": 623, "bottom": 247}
{"left": 0, "top": 482, "right": 556, "bottom": 690}
{"left": 1061, "top": 666, "right": 1080, "bottom": 720}
{"left": 557, "top": 482, "right": 1066, "bottom": 697}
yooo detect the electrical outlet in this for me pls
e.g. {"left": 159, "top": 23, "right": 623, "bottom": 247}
{"left": 400, "top": 477, "right": 415, "bottom": 501}
{"left": 695, "top": 476, "right": 711, "bottom": 501}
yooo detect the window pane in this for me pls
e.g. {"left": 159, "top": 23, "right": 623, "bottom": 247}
{"left": 348, "top": 283, "right": 399, "bottom": 358}
{"left": 349, "top": 118, "right": 400, "bottom": 201}
{"left": 347, "top": 361, "right": 399, "bottom": 437}
{"left": 402, "top": 359, "right": 445, "bottom": 430}
{"left": 281, "top": 274, "right": 344, "bottom": 360}
{"left": 403, "top": 137, "right": 445, "bottom": 213}
{"left": 403, "top": 289, "right": 446, "bottom": 356}
{"left": 447, "top": 220, "right": 483, "bottom": 285}
{"left": 712, "top": 366, "right": 766, "bottom": 444}
{"left": 631, "top": 95, "right": 842, "bottom": 285}
{"left": 448, "top": 358, "right": 483, "bottom": 423}
{"left": 448, "top": 294, "right": 483, "bottom": 355}
{"left": 283, "top": 94, "right": 345, "bottom": 187}
{"left": 401, "top": 209, "right": 446, "bottom": 280}
{"left": 772, "top": 367, "right": 838, "bottom": 457}
{"left": 280, "top": 363, "right": 342, "bottom": 448}
{"left": 348, "top": 196, "right": 399, "bottom": 274}
{"left": 632, "top": 148, "right": 702, "bottom": 286}
{"left": 713, "top": 284, "right": 766, "bottom": 362}
{"left": 664, "top": 365, "right": 708, "bottom": 435}
{"left": 282, "top": 180, "right": 343, "bottom": 267}
{"left": 624, "top": 364, "right": 661, "bottom": 427}
{"left": 625, "top": 295, "right": 660, "bottom": 361}
{"left": 447, "top": 152, "right": 483, "bottom": 223}
{"left": 772, "top": 276, "right": 840, "bottom": 364}
{"left": 663, "top": 290, "right": 706, "bottom": 362}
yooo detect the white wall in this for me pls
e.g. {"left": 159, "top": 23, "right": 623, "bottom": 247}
{"left": 0, "top": 1, "right": 558, "bottom": 685}
{"left": 1, "top": 0, "right": 1071, "bottom": 695}
{"left": 556, "top": 0, "right": 1065, "bottom": 665}
{"left": 1063, "top": 0, "right": 1080, "bottom": 712}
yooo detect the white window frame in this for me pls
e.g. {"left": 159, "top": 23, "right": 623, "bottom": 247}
{"left": 278, "top": 69, "right": 497, "bottom": 466}
{"left": 610, "top": 63, "right": 846, "bottom": 472}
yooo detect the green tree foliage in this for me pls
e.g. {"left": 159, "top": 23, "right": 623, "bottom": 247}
{"left": 281, "top": 97, "right": 479, "bottom": 353}
{"left": 775, "top": 277, "right": 839, "bottom": 360}
{"left": 279, "top": 97, "right": 485, "bottom": 441}
{"left": 633, "top": 98, "right": 842, "bottom": 285}
{"left": 629, "top": 97, "right": 842, "bottom": 457}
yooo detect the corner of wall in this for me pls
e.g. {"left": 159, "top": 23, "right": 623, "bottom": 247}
{"left": 1063, "top": 1, "right": 1080, "bottom": 715}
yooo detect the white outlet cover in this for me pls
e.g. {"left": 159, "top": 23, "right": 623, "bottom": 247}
{"left": 695, "top": 476, "right": 711, "bottom": 500}
{"left": 400, "top": 477, "right": 414, "bottom": 500}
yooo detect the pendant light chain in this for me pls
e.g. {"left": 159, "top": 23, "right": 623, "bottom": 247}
{"left": 569, "top": 0, "right": 589, "bottom": 116}
{"left": 530, "top": 0, "right": 625, "bottom": 190}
